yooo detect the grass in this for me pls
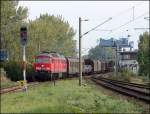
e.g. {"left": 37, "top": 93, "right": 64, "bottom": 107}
{"left": 110, "top": 69, "right": 136, "bottom": 82}
{"left": 1, "top": 81, "right": 18, "bottom": 88}
{"left": 110, "top": 71, "right": 149, "bottom": 85}
{"left": 0, "top": 72, "right": 18, "bottom": 88}
{"left": 1, "top": 78, "right": 146, "bottom": 113}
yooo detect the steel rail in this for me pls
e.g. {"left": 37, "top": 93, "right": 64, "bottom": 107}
{"left": 96, "top": 76, "right": 150, "bottom": 89}
{"left": 91, "top": 77, "right": 150, "bottom": 103}
{"left": 94, "top": 77, "right": 149, "bottom": 94}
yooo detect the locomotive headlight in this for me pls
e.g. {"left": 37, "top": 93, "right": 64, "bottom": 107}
{"left": 36, "top": 67, "right": 41, "bottom": 70}
{"left": 46, "top": 67, "right": 50, "bottom": 70}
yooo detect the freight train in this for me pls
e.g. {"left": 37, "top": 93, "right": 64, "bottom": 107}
{"left": 33, "top": 51, "right": 114, "bottom": 81}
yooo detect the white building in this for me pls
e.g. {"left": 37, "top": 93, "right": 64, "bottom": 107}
{"left": 118, "top": 51, "right": 139, "bottom": 74}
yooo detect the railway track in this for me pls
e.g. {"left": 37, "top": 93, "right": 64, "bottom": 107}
{"left": 0, "top": 74, "right": 91, "bottom": 94}
{"left": 91, "top": 76, "right": 150, "bottom": 103}
{"left": 0, "top": 75, "right": 79, "bottom": 94}
{"left": 0, "top": 82, "right": 39, "bottom": 94}
{"left": 0, "top": 75, "right": 81, "bottom": 94}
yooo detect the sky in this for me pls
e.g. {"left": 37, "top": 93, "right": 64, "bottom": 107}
{"left": 18, "top": 1, "right": 149, "bottom": 55}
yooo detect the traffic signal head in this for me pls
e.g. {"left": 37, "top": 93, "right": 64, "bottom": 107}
{"left": 20, "top": 26, "right": 27, "bottom": 45}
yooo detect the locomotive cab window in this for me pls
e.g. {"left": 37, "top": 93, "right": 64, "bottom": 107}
{"left": 35, "top": 57, "right": 50, "bottom": 63}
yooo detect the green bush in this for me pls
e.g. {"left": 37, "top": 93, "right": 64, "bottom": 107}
{"left": 121, "top": 69, "right": 131, "bottom": 82}
{"left": 3, "top": 61, "right": 35, "bottom": 81}
{"left": 111, "top": 69, "right": 136, "bottom": 82}
{"left": 120, "top": 68, "right": 137, "bottom": 82}
{"left": 3, "top": 61, "right": 22, "bottom": 81}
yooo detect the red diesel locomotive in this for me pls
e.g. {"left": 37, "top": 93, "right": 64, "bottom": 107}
{"left": 34, "top": 51, "right": 67, "bottom": 80}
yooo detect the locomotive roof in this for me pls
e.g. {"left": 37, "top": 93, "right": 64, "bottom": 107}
{"left": 36, "top": 52, "right": 65, "bottom": 58}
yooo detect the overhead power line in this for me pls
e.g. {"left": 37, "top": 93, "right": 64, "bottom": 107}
{"left": 134, "top": 28, "right": 149, "bottom": 30}
{"left": 82, "top": 17, "right": 112, "bottom": 37}
{"left": 111, "top": 2, "right": 144, "bottom": 19}
{"left": 94, "top": 29, "right": 112, "bottom": 32}
{"left": 96, "top": 2, "right": 147, "bottom": 37}
{"left": 108, "top": 12, "right": 149, "bottom": 34}
{"left": 92, "top": 2, "right": 144, "bottom": 22}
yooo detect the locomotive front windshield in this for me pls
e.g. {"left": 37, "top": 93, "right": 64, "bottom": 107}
{"left": 35, "top": 57, "right": 49, "bottom": 63}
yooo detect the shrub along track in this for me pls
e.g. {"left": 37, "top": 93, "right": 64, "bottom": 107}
{"left": 91, "top": 76, "right": 150, "bottom": 103}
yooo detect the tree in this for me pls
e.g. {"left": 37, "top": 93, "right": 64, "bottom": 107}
{"left": 88, "top": 44, "right": 115, "bottom": 60}
{"left": 1, "top": 2, "right": 77, "bottom": 81}
{"left": 137, "top": 31, "right": 149, "bottom": 77}
{"left": 1, "top": 1, "right": 76, "bottom": 62}
{"left": 1, "top": 1, "right": 28, "bottom": 61}
{"left": 27, "top": 14, "right": 76, "bottom": 62}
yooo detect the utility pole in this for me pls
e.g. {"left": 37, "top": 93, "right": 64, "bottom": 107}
{"left": 116, "top": 45, "right": 118, "bottom": 76}
{"left": 78, "top": 17, "right": 112, "bottom": 86}
{"left": 133, "top": 6, "right": 135, "bottom": 20}
{"left": 114, "top": 42, "right": 118, "bottom": 77}
{"left": 79, "top": 17, "right": 82, "bottom": 86}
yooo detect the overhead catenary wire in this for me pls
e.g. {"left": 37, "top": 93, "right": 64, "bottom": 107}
{"left": 108, "top": 11, "right": 149, "bottom": 35}
{"left": 82, "top": 17, "right": 112, "bottom": 37}
{"left": 92, "top": 2, "right": 146, "bottom": 38}
{"left": 106, "top": 2, "right": 149, "bottom": 36}
{"left": 92, "top": 2, "right": 144, "bottom": 22}
{"left": 134, "top": 28, "right": 149, "bottom": 30}
{"left": 110, "top": 2, "right": 145, "bottom": 19}
{"left": 94, "top": 29, "right": 112, "bottom": 32}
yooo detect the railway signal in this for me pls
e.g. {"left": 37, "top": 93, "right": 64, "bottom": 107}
{"left": 20, "top": 26, "right": 27, "bottom": 45}
{"left": 20, "top": 26, "right": 28, "bottom": 92}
